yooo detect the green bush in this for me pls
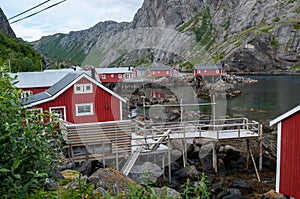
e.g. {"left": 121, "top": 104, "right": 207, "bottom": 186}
{"left": 0, "top": 65, "right": 62, "bottom": 198}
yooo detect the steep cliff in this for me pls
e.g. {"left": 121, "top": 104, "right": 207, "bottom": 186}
{"left": 0, "top": 8, "right": 16, "bottom": 37}
{"left": 33, "top": 0, "right": 300, "bottom": 72}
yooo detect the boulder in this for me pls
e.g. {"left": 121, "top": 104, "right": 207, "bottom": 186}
{"left": 218, "top": 188, "right": 245, "bottom": 199}
{"left": 88, "top": 168, "right": 137, "bottom": 195}
{"left": 154, "top": 186, "right": 182, "bottom": 199}
{"left": 230, "top": 180, "right": 252, "bottom": 194}
{"left": 75, "top": 160, "right": 92, "bottom": 176}
{"left": 129, "top": 162, "right": 163, "bottom": 185}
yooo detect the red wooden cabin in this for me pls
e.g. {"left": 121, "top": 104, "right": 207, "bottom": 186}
{"left": 96, "top": 67, "right": 137, "bottom": 83}
{"left": 194, "top": 65, "right": 222, "bottom": 77}
{"left": 22, "top": 72, "right": 126, "bottom": 124}
{"left": 150, "top": 66, "right": 174, "bottom": 77}
{"left": 270, "top": 105, "right": 300, "bottom": 199}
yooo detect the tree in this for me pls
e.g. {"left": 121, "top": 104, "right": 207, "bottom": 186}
{"left": 0, "top": 64, "right": 61, "bottom": 198}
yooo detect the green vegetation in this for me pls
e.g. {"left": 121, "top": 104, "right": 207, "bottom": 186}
{"left": 271, "top": 37, "right": 280, "bottom": 49}
{"left": 272, "top": 17, "right": 280, "bottom": 23}
{"left": 178, "top": 7, "right": 216, "bottom": 50}
{"left": 27, "top": 173, "right": 211, "bottom": 198}
{"left": 0, "top": 65, "right": 62, "bottom": 198}
{"left": 223, "top": 19, "right": 231, "bottom": 31}
{"left": 295, "top": 6, "right": 300, "bottom": 14}
{"left": 261, "top": 26, "right": 275, "bottom": 33}
{"left": 0, "top": 32, "right": 43, "bottom": 72}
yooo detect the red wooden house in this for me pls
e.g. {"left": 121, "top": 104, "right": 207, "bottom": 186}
{"left": 194, "top": 65, "right": 222, "bottom": 77}
{"left": 96, "top": 67, "right": 137, "bottom": 83}
{"left": 22, "top": 72, "right": 126, "bottom": 124}
{"left": 150, "top": 66, "right": 174, "bottom": 77}
{"left": 270, "top": 105, "right": 300, "bottom": 199}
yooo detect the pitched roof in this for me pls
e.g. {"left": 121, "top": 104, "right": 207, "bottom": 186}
{"left": 12, "top": 71, "right": 70, "bottom": 88}
{"left": 194, "top": 65, "right": 222, "bottom": 70}
{"left": 270, "top": 105, "right": 300, "bottom": 126}
{"left": 96, "top": 67, "right": 134, "bottom": 74}
{"left": 151, "top": 66, "right": 173, "bottom": 71}
{"left": 22, "top": 72, "right": 126, "bottom": 107}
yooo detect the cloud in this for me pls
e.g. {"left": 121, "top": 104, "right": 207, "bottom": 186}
{"left": 2, "top": 0, "right": 143, "bottom": 41}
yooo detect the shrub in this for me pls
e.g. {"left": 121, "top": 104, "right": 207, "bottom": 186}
{"left": 0, "top": 65, "right": 62, "bottom": 198}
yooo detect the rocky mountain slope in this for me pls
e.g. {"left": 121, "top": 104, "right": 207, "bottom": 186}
{"left": 0, "top": 8, "right": 15, "bottom": 37}
{"left": 33, "top": 0, "right": 300, "bottom": 72}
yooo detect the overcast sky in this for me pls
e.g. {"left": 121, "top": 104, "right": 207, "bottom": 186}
{"left": 2, "top": 0, "right": 144, "bottom": 41}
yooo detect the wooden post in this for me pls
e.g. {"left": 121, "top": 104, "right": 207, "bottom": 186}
{"left": 168, "top": 134, "right": 171, "bottom": 183}
{"left": 182, "top": 140, "right": 186, "bottom": 168}
{"left": 246, "top": 139, "right": 250, "bottom": 169}
{"left": 259, "top": 124, "right": 263, "bottom": 171}
{"left": 213, "top": 143, "right": 218, "bottom": 173}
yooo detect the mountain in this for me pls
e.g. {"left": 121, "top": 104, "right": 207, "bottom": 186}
{"left": 33, "top": 0, "right": 300, "bottom": 72}
{"left": 0, "top": 8, "right": 15, "bottom": 37}
{"left": 0, "top": 8, "right": 43, "bottom": 72}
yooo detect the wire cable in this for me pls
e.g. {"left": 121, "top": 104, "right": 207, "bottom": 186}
{"left": 7, "top": 0, "right": 51, "bottom": 21}
{"left": 10, "top": 0, "right": 67, "bottom": 24}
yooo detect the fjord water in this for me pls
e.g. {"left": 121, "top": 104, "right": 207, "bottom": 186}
{"left": 227, "top": 75, "right": 300, "bottom": 121}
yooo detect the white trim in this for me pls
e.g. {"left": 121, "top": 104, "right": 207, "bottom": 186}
{"left": 120, "top": 101, "right": 123, "bottom": 120}
{"left": 276, "top": 122, "right": 282, "bottom": 193}
{"left": 74, "top": 83, "right": 93, "bottom": 94}
{"left": 25, "top": 73, "right": 126, "bottom": 107}
{"left": 27, "top": 108, "right": 43, "bottom": 113}
{"left": 50, "top": 106, "right": 67, "bottom": 121}
{"left": 118, "top": 74, "right": 122, "bottom": 79}
{"left": 75, "top": 103, "right": 94, "bottom": 116}
{"left": 270, "top": 105, "right": 300, "bottom": 126}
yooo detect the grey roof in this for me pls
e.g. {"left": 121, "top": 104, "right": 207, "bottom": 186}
{"left": 194, "top": 65, "right": 222, "bottom": 70}
{"left": 96, "top": 67, "right": 134, "bottom": 74}
{"left": 151, "top": 66, "right": 174, "bottom": 71}
{"left": 12, "top": 71, "right": 71, "bottom": 88}
{"left": 22, "top": 73, "right": 80, "bottom": 105}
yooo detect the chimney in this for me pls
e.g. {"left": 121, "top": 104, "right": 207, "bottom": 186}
{"left": 91, "top": 66, "right": 96, "bottom": 80}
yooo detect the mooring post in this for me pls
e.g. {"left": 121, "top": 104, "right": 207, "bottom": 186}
{"left": 259, "top": 124, "right": 263, "bottom": 171}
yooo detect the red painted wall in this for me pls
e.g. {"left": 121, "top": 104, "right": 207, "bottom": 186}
{"left": 33, "top": 77, "right": 121, "bottom": 124}
{"left": 151, "top": 70, "right": 172, "bottom": 77}
{"left": 21, "top": 87, "right": 50, "bottom": 94}
{"left": 194, "top": 69, "right": 222, "bottom": 77}
{"left": 280, "top": 112, "right": 300, "bottom": 198}
{"left": 99, "top": 73, "right": 124, "bottom": 83}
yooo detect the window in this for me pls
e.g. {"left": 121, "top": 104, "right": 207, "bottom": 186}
{"left": 111, "top": 74, "right": 114, "bottom": 78}
{"left": 76, "top": 103, "right": 94, "bottom": 116}
{"left": 50, "top": 107, "right": 66, "bottom": 121}
{"left": 153, "top": 71, "right": 156, "bottom": 75}
{"left": 74, "top": 84, "right": 93, "bottom": 94}
{"left": 26, "top": 108, "right": 43, "bottom": 121}
{"left": 118, "top": 74, "right": 122, "bottom": 79}
{"left": 204, "top": 70, "right": 207, "bottom": 73}
{"left": 166, "top": 71, "right": 170, "bottom": 75}
{"left": 102, "top": 75, "right": 106, "bottom": 79}
{"left": 21, "top": 90, "right": 33, "bottom": 99}
{"left": 158, "top": 71, "right": 160, "bottom": 74}
{"left": 216, "top": 70, "right": 219, "bottom": 74}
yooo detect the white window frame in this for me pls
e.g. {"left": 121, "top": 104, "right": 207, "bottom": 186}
{"left": 50, "top": 106, "right": 66, "bottom": 121}
{"left": 216, "top": 70, "right": 219, "bottom": 74}
{"left": 118, "top": 74, "right": 123, "bottom": 79}
{"left": 166, "top": 71, "right": 170, "bottom": 75}
{"left": 26, "top": 108, "right": 43, "bottom": 121}
{"left": 21, "top": 90, "right": 33, "bottom": 99}
{"left": 76, "top": 103, "right": 94, "bottom": 116}
{"left": 197, "top": 70, "right": 201, "bottom": 74}
{"left": 111, "top": 74, "right": 114, "bottom": 78}
{"left": 102, "top": 75, "right": 106, "bottom": 79}
{"left": 153, "top": 71, "right": 156, "bottom": 75}
{"left": 74, "top": 84, "right": 93, "bottom": 94}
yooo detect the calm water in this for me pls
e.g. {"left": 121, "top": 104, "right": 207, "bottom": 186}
{"left": 227, "top": 75, "right": 300, "bottom": 121}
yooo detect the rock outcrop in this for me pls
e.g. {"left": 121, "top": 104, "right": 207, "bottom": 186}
{"left": 0, "top": 8, "right": 16, "bottom": 37}
{"left": 32, "top": 0, "right": 300, "bottom": 72}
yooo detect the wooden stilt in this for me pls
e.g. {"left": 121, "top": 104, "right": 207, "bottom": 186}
{"left": 182, "top": 140, "right": 186, "bottom": 168}
{"left": 213, "top": 143, "right": 218, "bottom": 173}
{"left": 246, "top": 139, "right": 250, "bottom": 169}
{"left": 259, "top": 124, "right": 263, "bottom": 171}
